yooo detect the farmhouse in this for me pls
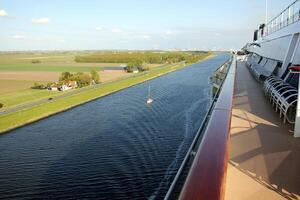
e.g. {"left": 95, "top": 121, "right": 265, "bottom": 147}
{"left": 60, "top": 81, "right": 78, "bottom": 91}
{"left": 49, "top": 81, "right": 78, "bottom": 91}
{"left": 66, "top": 80, "right": 77, "bottom": 89}
{"left": 60, "top": 85, "right": 71, "bottom": 91}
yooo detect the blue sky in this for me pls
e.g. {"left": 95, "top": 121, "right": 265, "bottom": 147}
{"left": 0, "top": 0, "right": 296, "bottom": 51}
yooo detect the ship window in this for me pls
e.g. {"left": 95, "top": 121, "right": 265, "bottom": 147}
{"left": 273, "top": 62, "right": 282, "bottom": 76}
{"left": 277, "top": 62, "right": 282, "bottom": 68}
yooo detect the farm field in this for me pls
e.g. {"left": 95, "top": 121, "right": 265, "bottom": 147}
{"left": 0, "top": 53, "right": 128, "bottom": 109}
{"left": 0, "top": 52, "right": 142, "bottom": 93}
{"left": 0, "top": 53, "right": 124, "bottom": 72}
{"left": 0, "top": 79, "right": 49, "bottom": 93}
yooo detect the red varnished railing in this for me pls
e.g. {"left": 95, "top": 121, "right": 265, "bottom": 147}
{"left": 179, "top": 56, "right": 236, "bottom": 200}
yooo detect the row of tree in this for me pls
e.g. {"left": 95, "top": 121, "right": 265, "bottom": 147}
{"left": 59, "top": 70, "right": 100, "bottom": 87}
{"left": 75, "top": 51, "right": 210, "bottom": 64}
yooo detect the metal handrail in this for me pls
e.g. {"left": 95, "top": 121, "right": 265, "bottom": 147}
{"left": 164, "top": 57, "right": 232, "bottom": 200}
{"left": 265, "top": 0, "right": 300, "bottom": 36}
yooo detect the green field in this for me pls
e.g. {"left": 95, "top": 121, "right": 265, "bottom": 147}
{"left": 0, "top": 53, "right": 123, "bottom": 72}
{"left": 0, "top": 64, "right": 105, "bottom": 72}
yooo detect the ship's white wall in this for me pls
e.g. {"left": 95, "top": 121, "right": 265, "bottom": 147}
{"left": 247, "top": 20, "right": 300, "bottom": 63}
{"left": 249, "top": 36, "right": 291, "bottom": 61}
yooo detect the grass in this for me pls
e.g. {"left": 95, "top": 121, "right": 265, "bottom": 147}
{"left": 0, "top": 88, "right": 61, "bottom": 109}
{"left": 0, "top": 53, "right": 214, "bottom": 133}
{"left": 0, "top": 53, "right": 124, "bottom": 72}
{"left": 0, "top": 64, "right": 106, "bottom": 72}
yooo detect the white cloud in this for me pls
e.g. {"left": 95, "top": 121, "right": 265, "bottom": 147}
{"left": 96, "top": 27, "right": 103, "bottom": 31}
{"left": 32, "top": 18, "right": 51, "bottom": 24}
{"left": 111, "top": 28, "right": 122, "bottom": 33}
{"left": 165, "top": 30, "right": 178, "bottom": 35}
{"left": 162, "top": 35, "right": 170, "bottom": 40}
{"left": 11, "top": 35, "right": 25, "bottom": 39}
{"left": 57, "top": 39, "right": 66, "bottom": 43}
{"left": 165, "top": 30, "right": 174, "bottom": 35}
{"left": 141, "top": 35, "right": 151, "bottom": 39}
{"left": 0, "top": 10, "right": 8, "bottom": 17}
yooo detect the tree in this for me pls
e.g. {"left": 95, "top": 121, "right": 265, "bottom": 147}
{"left": 31, "top": 59, "right": 41, "bottom": 64}
{"left": 137, "top": 63, "right": 149, "bottom": 72}
{"left": 90, "top": 70, "right": 100, "bottom": 84}
{"left": 31, "top": 82, "right": 46, "bottom": 89}
{"left": 74, "top": 72, "right": 92, "bottom": 87}
{"left": 59, "top": 72, "right": 72, "bottom": 82}
{"left": 125, "top": 63, "right": 135, "bottom": 73}
{"left": 126, "top": 60, "right": 143, "bottom": 73}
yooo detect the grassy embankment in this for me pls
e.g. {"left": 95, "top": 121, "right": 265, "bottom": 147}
{"left": 0, "top": 53, "right": 214, "bottom": 133}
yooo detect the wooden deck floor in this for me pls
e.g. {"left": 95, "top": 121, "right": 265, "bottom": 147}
{"left": 225, "top": 61, "right": 300, "bottom": 200}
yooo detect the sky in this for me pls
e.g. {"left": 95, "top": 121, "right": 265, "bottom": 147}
{"left": 0, "top": 0, "right": 296, "bottom": 51}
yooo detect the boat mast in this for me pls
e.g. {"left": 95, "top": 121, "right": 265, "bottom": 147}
{"left": 148, "top": 84, "right": 151, "bottom": 99}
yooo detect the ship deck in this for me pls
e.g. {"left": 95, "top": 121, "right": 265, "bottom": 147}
{"left": 225, "top": 60, "right": 300, "bottom": 200}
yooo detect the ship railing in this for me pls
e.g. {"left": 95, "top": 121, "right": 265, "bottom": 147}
{"left": 164, "top": 55, "right": 236, "bottom": 200}
{"left": 210, "top": 62, "right": 231, "bottom": 86}
{"left": 266, "top": 0, "right": 300, "bottom": 36}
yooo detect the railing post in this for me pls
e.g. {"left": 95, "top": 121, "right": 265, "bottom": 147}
{"left": 294, "top": 74, "right": 300, "bottom": 138}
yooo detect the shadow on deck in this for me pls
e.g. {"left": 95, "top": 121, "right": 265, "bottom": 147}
{"left": 225, "top": 61, "right": 300, "bottom": 200}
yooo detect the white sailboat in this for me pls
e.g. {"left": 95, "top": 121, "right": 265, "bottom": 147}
{"left": 146, "top": 83, "right": 153, "bottom": 104}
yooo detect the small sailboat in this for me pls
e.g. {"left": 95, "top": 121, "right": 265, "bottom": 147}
{"left": 146, "top": 83, "right": 153, "bottom": 104}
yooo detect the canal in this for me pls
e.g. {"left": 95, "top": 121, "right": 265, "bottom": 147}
{"left": 0, "top": 54, "right": 229, "bottom": 199}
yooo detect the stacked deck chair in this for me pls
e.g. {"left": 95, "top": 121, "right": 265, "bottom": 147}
{"left": 263, "top": 69, "right": 299, "bottom": 124}
{"left": 251, "top": 59, "right": 279, "bottom": 81}
{"left": 246, "top": 54, "right": 261, "bottom": 68}
{"left": 250, "top": 57, "right": 267, "bottom": 72}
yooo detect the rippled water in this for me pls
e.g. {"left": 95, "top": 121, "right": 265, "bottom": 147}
{"left": 0, "top": 54, "right": 229, "bottom": 200}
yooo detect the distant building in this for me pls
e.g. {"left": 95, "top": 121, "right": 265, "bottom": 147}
{"left": 49, "top": 81, "right": 77, "bottom": 92}
{"left": 50, "top": 86, "right": 59, "bottom": 91}
{"left": 60, "top": 85, "right": 72, "bottom": 91}
{"left": 66, "top": 80, "right": 77, "bottom": 89}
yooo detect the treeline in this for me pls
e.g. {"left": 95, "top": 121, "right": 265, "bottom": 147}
{"left": 75, "top": 51, "right": 210, "bottom": 64}
{"left": 59, "top": 70, "right": 100, "bottom": 87}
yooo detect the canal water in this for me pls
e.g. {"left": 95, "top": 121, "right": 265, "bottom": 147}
{"left": 0, "top": 54, "right": 229, "bottom": 199}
